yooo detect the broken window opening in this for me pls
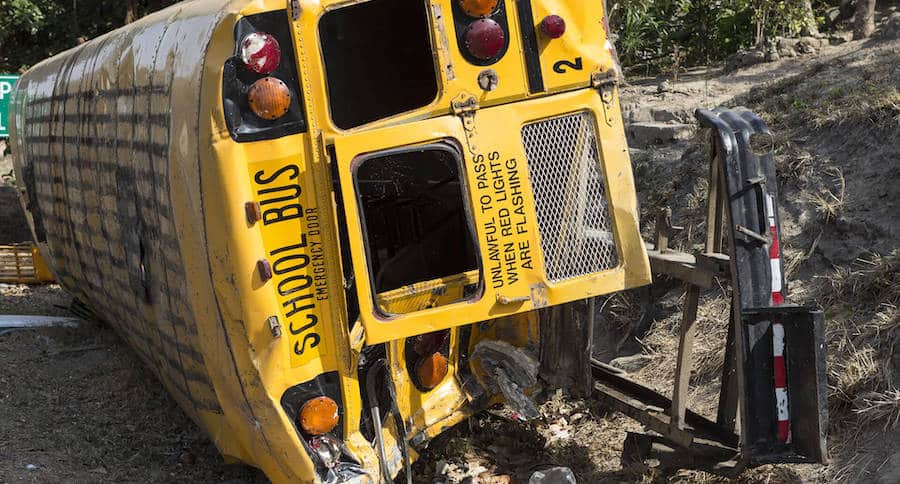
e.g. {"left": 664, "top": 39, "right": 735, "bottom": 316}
{"left": 319, "top": 0, "right": 439, "bottom": 130}
{"left": 354, "top": 144, "right": 480, "bottom": 315}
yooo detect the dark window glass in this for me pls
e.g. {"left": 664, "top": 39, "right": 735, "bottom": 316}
{"left": 319, "top": 0, "right": 438, "bottom": 129}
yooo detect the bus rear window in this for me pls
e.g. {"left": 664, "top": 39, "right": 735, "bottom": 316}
{"left": 319, "top": 0, "right": 438, "bottom": 129}
{"left": 354, "top": 144, "right": 479, "bottom": 309}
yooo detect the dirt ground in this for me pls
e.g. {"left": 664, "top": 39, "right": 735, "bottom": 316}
{"left": 2, "top": 22, "right": 898, "bottom": 484}
{"left": 0, "top": 284, "right": 268, "bottom": 483}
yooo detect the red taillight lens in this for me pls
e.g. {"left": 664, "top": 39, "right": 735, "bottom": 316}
{"left": 464, "top": 19, "right": 505, "bottom": 60}
{"left": 240, "top": 32, "right": 281, "bottom": 74}
{"left": 309, "top": 434, "right": 341, "bottom": 468}
{"left": 412, "top": 330, "right": 450, "bottom": 356}
{"left": 539, "top": 15, "right": 566, "bottom": 39}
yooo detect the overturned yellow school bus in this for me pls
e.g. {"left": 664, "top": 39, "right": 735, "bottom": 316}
{"left": 10, "top": 0, "right": 650, "bottom": 481}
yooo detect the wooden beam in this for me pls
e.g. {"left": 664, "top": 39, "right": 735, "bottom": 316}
{"left": 671, "top": 286, "right": 701, "bottom": 433}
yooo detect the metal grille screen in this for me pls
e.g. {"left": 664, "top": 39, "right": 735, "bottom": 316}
{"left": 521, "top": 112, "right": 618, "bottom": 282}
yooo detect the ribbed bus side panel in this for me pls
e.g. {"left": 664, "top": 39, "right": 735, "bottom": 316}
{"left": 9, "top": 0, "right": 239, "bottom": 421}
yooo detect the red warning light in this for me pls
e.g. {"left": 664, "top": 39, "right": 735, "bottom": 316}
{"left": 240, "top": 32, "right": 281, "bottom": 74}
{"left": 464, "top": 19, "right": 505, "bottom": 60}
{"left": 540, "top": 15, "right": 566, "bottom": 39}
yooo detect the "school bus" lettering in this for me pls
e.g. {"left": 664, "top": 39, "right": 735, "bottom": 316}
{"left": 254, "top": 164, "right": 323, "bottom": 360}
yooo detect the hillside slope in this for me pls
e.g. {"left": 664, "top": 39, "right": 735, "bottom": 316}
{"left": 622, "top": 36, "right": 899, "bottom": 482}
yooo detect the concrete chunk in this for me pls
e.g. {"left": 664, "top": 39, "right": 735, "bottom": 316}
{"left": 627, "top": 122, "right": 695, "bottom": 148}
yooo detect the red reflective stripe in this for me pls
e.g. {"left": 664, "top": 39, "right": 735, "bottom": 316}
{"left": 769, "top": 206, "right": 782, "bottom": 305}
{"left": 768, "top": 195, "right": 790, "bottom": 443}
{"left": 777, "top": 420, "right": 791, "bottom": 443}
{"left": 769, "top": 226, "right": 780, "bottom": 257}
{"left": 773, "top": 355, "right": 787, "bottom": 387}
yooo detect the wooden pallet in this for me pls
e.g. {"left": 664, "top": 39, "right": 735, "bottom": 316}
{"left": 0, "top": 243, "right": 53, "bottom": 284}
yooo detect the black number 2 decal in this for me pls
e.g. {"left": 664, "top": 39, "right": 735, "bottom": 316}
{"left": 553, "top": 56, "right": 583, "bottom": 74}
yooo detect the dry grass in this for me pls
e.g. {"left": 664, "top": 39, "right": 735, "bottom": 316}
{"left": 820, "top": 251, "right": 900, "bottom": 431}
{"left": 804, "top": 167, "right": 846, "bottom": 223}
{"left": 820, "top": 250, "right": 900, "bottom": 308}
{"left": 773, "top": 138, "right": 816, "bottom": 184}
{"left": 743, "top": 49, "right": 900, "bottom": 136}
{"left": 854, "top": 389, "right": 900, "bottom": 431}
{"left": 829, "top": 345, "right": 882, "bottom": 411}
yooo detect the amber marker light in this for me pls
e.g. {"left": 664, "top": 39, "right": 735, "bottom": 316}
{"left": 299, "top": 396, "right": 339, "bottom": 435}
{"left": 247, "top": 77, "right": 291, "bottom": 120}
{"left": 458, "top": 0, "right": 499, "bottom": 17}
{"left": 416, "top": 353, "right": 449, "bottom": 390}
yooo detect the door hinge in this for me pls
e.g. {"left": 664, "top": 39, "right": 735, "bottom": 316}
{"left": 451, "top": 92, "right": 479, "bottom": 154}
{"left": 592, "top": 67, "right": 619, "bottom": 126}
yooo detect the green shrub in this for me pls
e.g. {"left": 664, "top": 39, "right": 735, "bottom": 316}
{"left": 608, "top": 0, "right": 841, "bottom": 74}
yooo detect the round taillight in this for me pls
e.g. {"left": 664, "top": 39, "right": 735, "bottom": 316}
{"left": 464, "top": 19, "right": 505, "bottom": 61}
{"left": 415, "top": 352, "right": 449, "bottom": 390}
{"left": 247, "top": 77, "right": 291, "bottom": 120}
{"left": 299, "top": 396, "right": 339, "bottom": 435}
{"left": 240, "top": 32, "right": 281, "bottom": 74}
{"left": 458, "top": 0, "right": 499, "bottom": 17}
{"left": 411, "top": 330, "right": 450, "bottom": 356}
{"left": 540, "top": 15, "right": 566, "bottom": 39}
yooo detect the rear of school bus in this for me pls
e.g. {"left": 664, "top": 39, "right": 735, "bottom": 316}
{"left": 214, "top": 0, "right": 650, "bottom": 480}
{"left": 12, "top": 0, "right": 650, "bottom": 482}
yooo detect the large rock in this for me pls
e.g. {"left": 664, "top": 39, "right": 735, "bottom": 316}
{"left": 776, "top": 37, "right": 800, "bottom": 57}
{"left": 725, "top": 49, "right": 766, "bottom": 72}
{"left": 829, "top": 31, "right": 853, "bottom": 44}
{"left": 800, "top": 36, "right": 826, "bottom": 48}
{"left": 627, "top": 122, "right": 695, "bottom": 148}
{"left": 621, "top": 102, "right": 652, "bottom": 124}
{"left": 651, "top": 107, "right": 693, "bottom": 124}
{"left": 797, "top": 36, "right": 823, "bottom": 54}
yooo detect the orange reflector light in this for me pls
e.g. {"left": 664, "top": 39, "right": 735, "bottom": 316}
{"left": 416, "top": 353, "right": 449, "bottom": 390}
{"left": 248, "top": 77, "right": 291, "bottom": 120}
{"left": 458, "top": 0, "right": 499, "bottom": 17}
{"left": 299, "top": 396, "right": 339, "bottom": 435}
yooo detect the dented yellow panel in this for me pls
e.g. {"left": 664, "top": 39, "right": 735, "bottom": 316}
{"left": 11, "top": 1, "right": 327, "bottom": 481}
{"left": 530, "top": 0, "right": 610, "bottom": 93}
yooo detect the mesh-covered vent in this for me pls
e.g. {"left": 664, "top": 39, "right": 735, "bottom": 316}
{"left": 521, "top": 112, "right": 618, "bottom": 282}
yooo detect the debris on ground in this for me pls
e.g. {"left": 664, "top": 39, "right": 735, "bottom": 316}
{"left": 0, "top": 314, "right": 84, "bottom": 334}
{"left": 529, "top": 466, "right": 576, "bottom": 484}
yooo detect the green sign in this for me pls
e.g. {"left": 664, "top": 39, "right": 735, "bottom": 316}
{"left": 0, "top": 75, "right": 19, "bottom": 138}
